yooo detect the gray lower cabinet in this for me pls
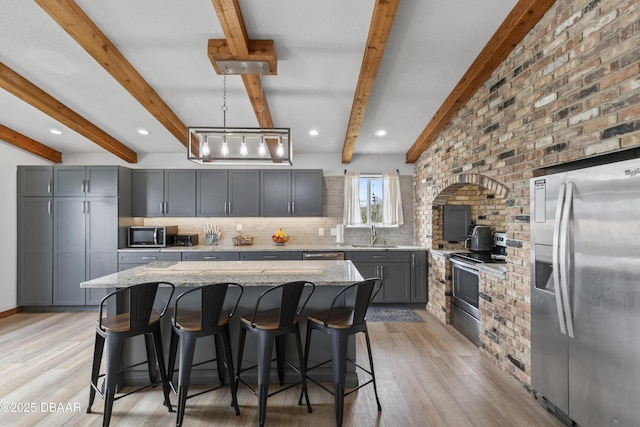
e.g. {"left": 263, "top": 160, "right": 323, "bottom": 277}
{"left": 132, "top": 169, "right": 196, "bottom": 217}
{"left": 182, "top": 251, "right": 239, "bottom": 261}
{"left": 240, "top": 251, "right": 302, "bottom": 260}
{"left": 346, "top": 251, "right": 412, "bottom": 303}
{"left": 411, "top": 251, "right": 428, "bottom": 303}
{"left": 260, "top": 170, "right": 323, "bottom": 216}
{"left": 53, "top": 197, "right": 118, "bottom": 305}
{"left": 197, "top": 169, "right": 260, "bottom": 217}
{"left": 17, "top": 197, "right": 53, "bottom": 305}
{"left": 118, "top": 251, "right": 182, "bottom": 271}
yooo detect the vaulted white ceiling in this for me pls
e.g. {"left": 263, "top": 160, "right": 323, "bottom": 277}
{"left": 0, "top": 0, "right": 518, "bottom": 163}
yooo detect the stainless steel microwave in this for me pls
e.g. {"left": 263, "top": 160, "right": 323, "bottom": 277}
{"left": 128, "top": 226, "right": 178, "bottom": 248}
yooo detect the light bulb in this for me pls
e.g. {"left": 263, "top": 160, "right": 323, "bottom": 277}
{"left": 276, "top": 139, "right": 285, "bottom": 157}
{"left": 201, "top": 136, "right": 211, "bottom": 157}
{"left": 240, "top": 136, "right": 248, "bottom": 157}
{"left": 221, "top": 136, "right": 229, "bottom": 157}
{"left": 258, "top": 137, "right": 267, "bottom": 157}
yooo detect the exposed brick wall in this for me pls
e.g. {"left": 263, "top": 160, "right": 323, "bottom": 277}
{"left": 414, "top": 0, "right": 640, "bottom": 388}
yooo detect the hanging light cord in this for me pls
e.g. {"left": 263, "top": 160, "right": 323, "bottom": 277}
{"left": 222, "top": 73, "right": 228, "bottom": 129}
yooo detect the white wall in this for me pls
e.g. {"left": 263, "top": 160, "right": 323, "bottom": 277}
{"left": 3, "top": 148, "right": 414, "bottom": 312}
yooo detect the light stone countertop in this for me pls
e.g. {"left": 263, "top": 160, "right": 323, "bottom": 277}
{"left": 118, "top": 243, "right": 426, "bottom": 252}
{"left": 81, "top": 260, "right": 364, "bottom": 288}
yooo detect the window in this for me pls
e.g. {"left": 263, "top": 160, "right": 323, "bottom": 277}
{"left": 359, "top": 175, "right": 383, "bottom": 225}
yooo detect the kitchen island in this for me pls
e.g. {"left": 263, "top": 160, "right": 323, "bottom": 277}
{"left": 81, "top": 260, "right": 364, "bottom": 387}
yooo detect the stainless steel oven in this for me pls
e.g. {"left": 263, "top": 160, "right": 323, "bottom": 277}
{"left": 450, "top": 251, "right": 506, "bottom": 346}
{"left": 450, "top": 257, "right": 481, "bottom": 346}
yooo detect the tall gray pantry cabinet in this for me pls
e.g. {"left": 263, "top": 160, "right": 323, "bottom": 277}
{"left": 17, "top": 166, "right": 131, "bottom": 307}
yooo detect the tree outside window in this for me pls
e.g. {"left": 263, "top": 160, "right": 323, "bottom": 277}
{"left": 359, "top": 175, "right": 383, "bottom": 225}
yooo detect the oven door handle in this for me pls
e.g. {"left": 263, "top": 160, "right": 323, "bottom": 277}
{"left": 450, "top": 258, "right": 479, "bottom": 275}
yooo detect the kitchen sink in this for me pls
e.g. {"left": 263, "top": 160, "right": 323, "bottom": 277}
{"left": 350, "top": 244, "right": 397, "bottom": 248}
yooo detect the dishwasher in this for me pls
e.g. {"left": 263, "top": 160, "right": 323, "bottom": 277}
{"left": 302, "top": 251, "right": 344, "bottom": 260}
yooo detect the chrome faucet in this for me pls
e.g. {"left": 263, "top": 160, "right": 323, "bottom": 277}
{"left": 370, "top": 224, "right": 378, "bottom": 246}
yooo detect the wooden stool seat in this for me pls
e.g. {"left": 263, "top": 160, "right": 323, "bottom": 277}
{"left": 241, "top": 308, "right": 300, "bottom": 330}
{"left": 307, "top": 306, "right": 354, "bottom": 330}
{"left": 173, "top": 310, "right": 230, "bottom": 331}
{"left": 99, "top": 311, "right": 161, "bottom": 333}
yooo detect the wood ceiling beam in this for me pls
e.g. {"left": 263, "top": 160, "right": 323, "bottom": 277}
{"left": 405, "top": 0, "right": 556, "bottom": 163}
{"left": 0, "top": 124, "right": 63, "bottom": 163}
{"left": 0, "top": 63, "right": 137, "bottom": 163}
{"left": 35, "top": 0, "right": 188, "bottom": 148}
{"left": 210, "top": 0, "right": 280, "bottom": 159}
{"left": 341, "top": 0, "right": 400, "bottom": 164}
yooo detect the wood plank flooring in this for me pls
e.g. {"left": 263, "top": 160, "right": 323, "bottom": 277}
{"left": 0, "top": 309, "right": 563, "bottom": 426}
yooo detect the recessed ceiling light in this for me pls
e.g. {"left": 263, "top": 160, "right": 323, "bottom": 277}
{"left": 309, "top": 129, "right": 319, "bottom": 136}
{"left": 49, "top": 129, "right": 62, "bottom": 135}
{"left": 137, "top": 128, "right": 150, "bottom": 135}
{"left": 374, "top": 129, "right": 386, "bottom": 137}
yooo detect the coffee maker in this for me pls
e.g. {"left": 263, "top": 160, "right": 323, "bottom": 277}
{"left": 465, "top": 225, "right": 493, "bottom": 253}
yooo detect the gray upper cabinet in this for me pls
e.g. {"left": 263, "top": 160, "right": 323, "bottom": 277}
{"left": 197, "top": 169, "right": 228, "bottom": 216}
{"left": 17, "top": 166, "right": 53, "bottom": 197}
{"left": 54, "top": 166, "right": 119, "bottom": 197}
{"left": 229, "top": 170, "right": 260, "bottom": 216}
{"left": 443, "top": 204, "right": 471, "bottom": 242}
{"left": 197, "top": 169, "right": 259, "bottom": 217}
{"left": 260, "top": 170, "right": 291, "bottom": 216}
{"left": 132, "top": 169, "right": 196, "bottom": 217}
{"left": 260, "top": 169, "right": 323, "bottom": 217}
{"left": 292, "top": 170, "right": 323, "bottom": 216}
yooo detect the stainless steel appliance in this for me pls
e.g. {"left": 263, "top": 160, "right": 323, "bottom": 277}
{"left": 450, "top": 251, "right": 505, "bottom": 346}
{"left": 465, "top": 225, "right": 493, "bottom": 253}
{"left": 128, "top": 225, "right": 178, "bottom": 248}
{"left": 173, "top": 234, "right": 199, "bottom": 247}
{"left": 530, "top": 157, "right": 640, "bottom": 427}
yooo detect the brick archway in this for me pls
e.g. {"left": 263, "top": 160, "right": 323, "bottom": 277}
{"left": 432, "top": 173, "right": 509, "bottom": 205}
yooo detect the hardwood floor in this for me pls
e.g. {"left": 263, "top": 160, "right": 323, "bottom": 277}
{"left": 0, "top": 309, "right": 563, "bottom": 426}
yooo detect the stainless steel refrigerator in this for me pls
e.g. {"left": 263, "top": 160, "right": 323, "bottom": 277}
{"left": 530, "top": 157, "right": 640, "bottom": 426}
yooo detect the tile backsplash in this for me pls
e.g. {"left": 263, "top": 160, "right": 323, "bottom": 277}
{"left": 141, "top": 175, "right": 416, "bottom": 247}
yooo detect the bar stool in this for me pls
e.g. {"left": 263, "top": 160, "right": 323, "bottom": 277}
{"left": 167, "top": 282, "right": 244, "bottom": 426}
{"left": 88, "top": 281, "right": 175, "bottom": 427}
{"left": 301, "top": 278, "right": 382, "bottom": 427}
{"left": 235, "top": 281, "right": 315, "bottom": 427}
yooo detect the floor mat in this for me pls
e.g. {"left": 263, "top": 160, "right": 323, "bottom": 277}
{"left": 365, "top": 306, "right": 425, "bottom": 323}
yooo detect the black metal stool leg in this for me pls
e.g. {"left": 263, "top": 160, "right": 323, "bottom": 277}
{"left": 364, "top": 327, "right": 382, "bottom": 411}
{"left": 88, "top": 332, "right": 105, "bottom": 413}
{"left": 295, "top": 326, "right": 312, "bottom": 413}
{"left": 257, "top": 333, "right": 275, "bottom": 427}
{"left": 214, "top": 334, "right": 226, "bottom": 385}
{"left": 330, "top": 331, "right": 349, "bottom": 427}
{"left": 151, "top": 327, "right": 174, "bottom": 413}
{"left": 176, "top": 333, "right": 196, "bottom": 427}
{"left": 103, "top": 335, "right": 125, "bottom": 427}
{"left": 221, "top": 326, "right": 240, "bottom": 415}
{"left": 167, "top": 328, "right": 179, "bottom": 389}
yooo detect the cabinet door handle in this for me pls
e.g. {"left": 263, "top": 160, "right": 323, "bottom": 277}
{"left": 287, "top": 202, "right": 291, "bottom": 213}
{"left": 48, "top": 200, "right": 51, "bottom": 215}
{"left": 47, "top": 179, "right": 52, "bottom": 194}
{"left": 412, "top": 253, "right": 415, "bottom": 268}
{"left": 372, "top": 255, "right": 387, "bottom": 259}
{"left": 224, "top": 202, "right": 228, "bottom": 214}
{"left": 160, "top": 202, "right": 164, "bottom": 214}
{"left": 264, "top": 255, "right": 278, "bottom": 259}
{"left": 142, "top": 256, "right": 158, "bottom": 260}
{"left": 203, "top": 256, "right": 219, "bottom": 260}
{"left": 85, "top": 200, "right": 89, "bottom": 214}
{"left": 228, "top": 201, "right": 231, "bottom": 213}
{"left": 85, "top": 179, "right": 90, "bottom": 194}
{"left": 164, "top": 201, "right": 168, "bottom": 214}
{"left": 81, "top": 180, "right": 85, "bottom": 193}
{"left": 379, "top": 265, "right": 384, "bottom": 279}
{"left": 291, "top": 201, "right": 295, "bottom": 214}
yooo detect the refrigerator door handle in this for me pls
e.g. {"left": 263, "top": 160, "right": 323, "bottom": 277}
{"left": 552, "top": 183, "right": 568, "bottom": 335}
{"left": 559, "top": 182, "right": 575, "bottom": 338}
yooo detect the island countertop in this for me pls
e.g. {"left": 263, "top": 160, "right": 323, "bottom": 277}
{"left": 81, "top": 260, "right": 363, "bottom": 288}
